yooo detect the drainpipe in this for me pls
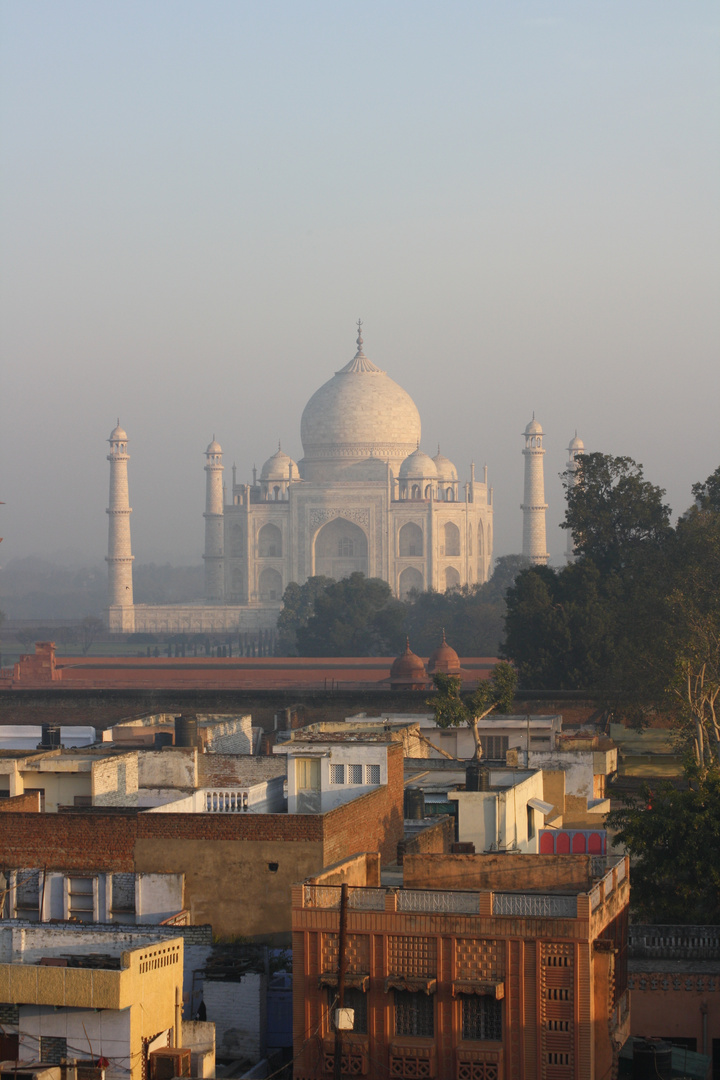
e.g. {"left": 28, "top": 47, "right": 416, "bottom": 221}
{"left": 174, "top": 986, "right": 182, "bottom": 1047}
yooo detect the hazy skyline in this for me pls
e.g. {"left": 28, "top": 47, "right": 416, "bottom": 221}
{"left": 1, "top": 2, "right": 718, "bottom": 574}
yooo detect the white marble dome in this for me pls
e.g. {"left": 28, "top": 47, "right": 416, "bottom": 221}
{"left": 261, "top": 446, "right": 300, "bottom": 482}
{"left": 205, "top": 438, "right": 222, "bottom": 455}
{"left": 109, "top": 422, "right": 128, "bottom": 442}
{"left": 399, "top": 448, "right": 438, "bottom": 479}
{"left": 432, "top": 448, "right": 458, "bottom": 481}
{"left": 299, "top": 330, "right": 421, "bottom": 481}
{"left": 525, "top": 416, "right": 543, "bottom": 435}
{"left": 568, "top": 433, "right": 584, "bottom": 452}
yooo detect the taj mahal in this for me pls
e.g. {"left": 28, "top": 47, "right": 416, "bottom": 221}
{"left": 106, "top": 324, "right": 570, "bottom": 634}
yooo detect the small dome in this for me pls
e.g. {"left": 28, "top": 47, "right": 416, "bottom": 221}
{"left": 525, "top": 416, "right": 543, "bottom": 435}
{"left": 109, "top": 422, "right": 127, "bottom": 442}
{"left": 261, "top": 446, "right": 300, "bottom": 482}
{"left": 568, "top": 433, "right": 584, "bottom": 452}
{"left": 427, "top": 630, "right": 461, "bottom": 676}
{"left": 432, "top": 448, "right": 458, "bottom": 482}
{"left": 205, "top": 437, "right": 222, "bottom": 455}
{"left": 399, "top": 448, "right": 438, "bottom": 480}
{"left": 390, "top": 639, "right": 427, "bottom": 686}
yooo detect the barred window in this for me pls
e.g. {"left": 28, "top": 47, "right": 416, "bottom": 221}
{"left": 330, "top": 988, "right": 367, "bottom": 1034}
{"left": 461, "top": 995, "right": 502, "bottom": 1041}
{"left": 481, "top": 735, "right": 508, "bottom": 761}
{"left": 395, "top": 991, "right": 434, "bottom": 1038}
{"left": 366, "top": 764, "right": 381, "bottom": 785}
{"left": 330, "top": 764, "right": 345, "bottom": 785}
{"left": 348, "top": 764, "right": 363, "bottom": 785}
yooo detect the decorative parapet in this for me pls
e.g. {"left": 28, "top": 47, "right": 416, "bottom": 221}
{"left": 628, "top": 925, "right": 720, "bottom": 960}
{"left": 628, "top": 973, "right": 719, "bottom": 992}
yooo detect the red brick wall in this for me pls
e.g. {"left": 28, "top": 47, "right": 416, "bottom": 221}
{"left": 321, "top": 742, "right": 405, "bottom": 866}
{"left": 397, "top": 815, "right": 454, "bottom": 864}
{"left": 0, "top": 812, "right": 138, "bottom": 872}
{"left": 0, "top": 792, "right": 41, "bottom": 813}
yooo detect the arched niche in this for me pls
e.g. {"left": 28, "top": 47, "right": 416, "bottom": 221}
{"left": 445, "top": 566, "right": 461, "bottom": 591}
{"left": 258, "top": 567, "right": 282, "bottom": 601}
{"left": 399, "top": 566, "right": 424, "bottom": 599}
{"left": 258, "top": 522, "right": 282, "bottom": 558}
{"left": 444, "top": 521, "right": 460, "bottom": 557}
{"left": 399, "top": 522, "right": 423, "bottom": 558}
{"left": 229, "top": 567, "right": 244, "bottom": 601}
{"left": 313, "top": 517, "right": 368, "bottom": 581}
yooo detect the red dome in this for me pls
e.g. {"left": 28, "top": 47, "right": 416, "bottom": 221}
{"left": 427, "top": 630, "right": 461, "bottom": 675}
{"left": 390, "top": 639, "right": 427, "bottom": 687}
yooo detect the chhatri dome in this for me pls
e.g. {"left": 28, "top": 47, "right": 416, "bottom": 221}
{"left": 568, "top": 432, "right": 585, "bottom": 452}
{"left": 299, "top": 321, "right": 421, "bottom": 481}
{"left": 432, "top": 447, "right": 458, "bottom": 482}
{"left": 399, "top": 447, "right": 438, "bottom": 479}
{"left": 525, "top": 414, "right": 543, "bottom": 436}
{"left": 260, "top": 444, "right": 300, "bottom": 482}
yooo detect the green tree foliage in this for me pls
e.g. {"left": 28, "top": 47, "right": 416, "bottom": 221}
{"left": 297, "top": 573, "right": 407, "bottom": 656}
{"left": 426, "top": 661, "right": 517, "bottom": 760}
{"left": 608, "top": 765, "right": 720, "bottom": 923}
{"left": 275, "top": 576, "right": 334, "bottom": 655}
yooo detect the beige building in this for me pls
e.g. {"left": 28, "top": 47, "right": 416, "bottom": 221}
{"left": 107, "top": 326, "right": 494, "bottom": 632}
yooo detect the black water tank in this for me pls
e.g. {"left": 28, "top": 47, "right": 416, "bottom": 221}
{"left": 633, "top": 1040, "right": 672, "bottom": 1080}
{"left": 175, "top": 715, "right": 198, "bottom": 748}
{"left": 404, "top": 787, "right": 425, "bottom": 820}
{"left": 466, "top": 763, "right": 491, "bottom": 791}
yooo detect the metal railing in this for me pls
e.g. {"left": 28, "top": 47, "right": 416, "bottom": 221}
{"left": 396, "top": 890, "right": 480, "bottom": 914}
{"left": 492, "top": 893, "right": 577, "bottom": 918}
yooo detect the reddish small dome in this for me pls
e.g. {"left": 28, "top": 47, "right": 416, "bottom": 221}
{"left": 427, "top": 630, "right": 461, "bottom": 675}
{"left": 390, "top": 639, "right": 427, "bottom": 688}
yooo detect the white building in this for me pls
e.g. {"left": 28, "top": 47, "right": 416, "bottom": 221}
{"left": 107, "top": 326, "right": 495, "bottom": 633}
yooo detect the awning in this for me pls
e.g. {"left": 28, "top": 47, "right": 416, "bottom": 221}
{"left": 319, "top": 973, "right": 369, "bottom": 991}
{"left": 528, "top": 797, "right": 555, "bottom": 816}
{"left": 452, "top": 980, "right": 505, "bottom": 999}
{"left": 385, "top": 976, "right": 437, "bottom": 995}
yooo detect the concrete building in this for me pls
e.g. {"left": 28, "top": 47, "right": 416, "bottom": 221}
{"left": 106, "top": 327, "right": 495, "bottom": 633}
{"left": 521, "top": 415, "right": 549, "bottom": 566}
{"left": 0, "top": 927, "right": 189, "bottom": 1080}
{"left": 292, "top": 851, "right": 630, "bottom": 1080}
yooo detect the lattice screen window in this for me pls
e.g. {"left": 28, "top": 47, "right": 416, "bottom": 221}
{"left": 15, "top": 870, "right": 40, "bottom": 921}
{"left": 389, "top": 936, "right": 436, "bottom": 977}
{"left": 330, "top": 764, "right": 345, "bottom": 785}
{"left": 366, "top": 764, "right": 380, "bottom": 785}
{"left": 481, "top": 736, "right": 508, "bottom": 761}
{"left": 394, "top": 991, "right": 434, "bottom": 1037}
{"left": 348, "top": 764, "right": 363, "bottom": 785}
{"left": 461, "top": 995, "right": 502, "bottom": 1041}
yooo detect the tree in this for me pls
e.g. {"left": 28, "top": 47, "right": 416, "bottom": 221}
{"left": 608, "top": 764, "right": 720, "bottom": 923}
{"left": 297, "top": 573, "right": 407, "bottom": 656}
{"left": 426, "top": 661, "right": 517, "bottom": 761}
{"left": 275, "top": 576, "right": 334, "bottom": 655}
{"left": 79, "top": 616, "right": 103, "bottom": 655}
{"left": 562, "top": 452, "right": 672, "bottom": 572}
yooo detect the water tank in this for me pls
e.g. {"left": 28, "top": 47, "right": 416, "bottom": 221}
{"left": 175, "top": 715, "right": 198, "bottom": 748}
{"left": 632, "top": 1040, "right": 672, "bottom": 1080}
{"left": 466, "top": 763, "right": 491, "bottom": 791}
{"left": 39, "top": 724, "right": 61, "bottom": 749}
{"left": 404, "top": 787, "right": 425, "bottom": 820}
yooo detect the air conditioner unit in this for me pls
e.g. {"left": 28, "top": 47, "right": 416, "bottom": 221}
{"left": 149, "top": 1048, "right": 191, "bottom": 1080}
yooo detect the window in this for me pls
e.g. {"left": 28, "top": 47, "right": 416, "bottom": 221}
{"left": 112, "top": 872, "right": 136, "bottom": 914}
{"left": 338, "top": 537, "right": 355, "bottom": 557}
{"left": 330, "top": 764, "right": 345, "bottom": 785}
{"left": 15, "top": 869, "right": 40, "bottom": 921}
{"left": 481, "top": 735, "right": 508, "bottom": 761}
{"left": 395, "top": 991, "right": 434, "bottom": 1037}
{"left": 296, "top": 758, "right": 320, "bottom": 791}
{"left": 331, "top": 989, "right": 367, "bottom": 1035}
{"left": 461, "top": 995, "right": 502, "bottom": 1042}
{"left": 68, "top": 876, "right": 94, "bottom": 922}
{"left": 348, "top": 764, "right": 363, "bottom": 785}
{"left": 366, "top": 764, "right": 381, "bottom": 785}
{"left": 527, "top": 805, "right": 536, "bottom": 840}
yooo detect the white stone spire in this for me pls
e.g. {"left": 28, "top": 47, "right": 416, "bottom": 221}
{"left": 106, "top": 421, "right": 135, "bottom": 630}
{"left": 203, "top": 436, "right": 225, "bottom": 601}
{"left": 565, "top": 431, "right": 585, "bottom": 562}
{"left": 521, "top": 415, "right": 549, "bottom": 565}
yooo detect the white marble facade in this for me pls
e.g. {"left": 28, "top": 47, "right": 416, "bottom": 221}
{"left": 107, "top": 327, "right": 494, "bottom": 633}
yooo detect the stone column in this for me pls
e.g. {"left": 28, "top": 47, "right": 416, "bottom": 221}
{"left": 106, "top": 423, "right": 135, "bottom": 630}
{"left": 203, "top": 438, "right": 225, "bottom": 601}
{"left": 521, "top": 417, "right": 549, "bottom": 565}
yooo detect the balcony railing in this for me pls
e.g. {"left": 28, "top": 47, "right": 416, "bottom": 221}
{"left": 492, "top": 893, "right": 577, "bottom": 918}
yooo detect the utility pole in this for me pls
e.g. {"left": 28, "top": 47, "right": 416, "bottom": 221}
{"left": 334, "top": 883, "right": 349, "bottom": 1080}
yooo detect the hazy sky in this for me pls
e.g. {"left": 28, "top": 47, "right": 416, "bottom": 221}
{"left": 1, "top": 1, "right": 718, "bottom": 571}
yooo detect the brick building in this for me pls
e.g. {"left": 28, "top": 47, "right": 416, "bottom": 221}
{"left": 291, "top": 852, "right": 630, "bottom": 1080}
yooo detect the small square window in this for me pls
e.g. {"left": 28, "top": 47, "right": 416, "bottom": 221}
{"left": 348, "top": 764, "right": 363, "bottom": 785}
{"left": 330, "top": 764, "right": 345, "bottom": 785}
{"left": 366, "top": 765, "right": 381, "bottom": 785}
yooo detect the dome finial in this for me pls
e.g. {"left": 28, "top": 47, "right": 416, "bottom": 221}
{"left": 355, "top": 318, "right": 365, "bottom": 356}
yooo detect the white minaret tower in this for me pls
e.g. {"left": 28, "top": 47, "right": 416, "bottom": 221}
{"left": 203, "top": 437, "right": 225, "bottom": 601}
{"left": 565, "top": 432, "right": 585, "bottom": 562}
{"left": 521, "top": 415, "right": 549, "bottom": 565}
{"left": 106, "top": 421, "right": 135, "bottom": 630}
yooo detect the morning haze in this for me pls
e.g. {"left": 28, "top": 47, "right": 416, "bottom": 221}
{"left": 1, "top": 1, "right": 718, "bottom": 577}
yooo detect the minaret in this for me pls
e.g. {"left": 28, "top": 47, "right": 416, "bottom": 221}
{"left": 565, "top": 432, "right": 585, "bottom": 562}
{"left": 203, "top": 437, "right": 224, "bottom": 601}
{"left": 521, "top": 415, "right": 549, "bottom": 565}
{"left": 106, "top": 421, "right": 135, "bottom": 628}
